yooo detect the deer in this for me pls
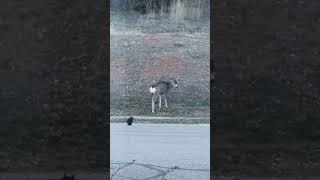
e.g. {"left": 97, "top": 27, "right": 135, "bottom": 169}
{"left": 149, "top": 77, "right": 178, "bottom": 113}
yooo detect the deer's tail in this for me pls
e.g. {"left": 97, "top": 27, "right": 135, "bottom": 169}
{"left": 149, "top": 86, "right": 156, "bottom": 94}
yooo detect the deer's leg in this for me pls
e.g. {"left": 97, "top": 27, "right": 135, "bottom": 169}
{"left": 151, "top": 95, "right": 155, "bottom": 113}
{"left": 164, "top": 94, "right": 168, "bottom": 108}
{"left": 159, "top": 95, "right": 162, "bottom": 110}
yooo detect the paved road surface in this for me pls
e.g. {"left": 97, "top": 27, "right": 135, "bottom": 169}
{"left": 110, "top": 123, "right": 210, "bottom": 180}
{"left": 110, "top": 116, "right": 210, "bottom": 120}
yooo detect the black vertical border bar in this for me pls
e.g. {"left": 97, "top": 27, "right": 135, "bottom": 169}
{"left": 106, "top": 0, "right": 111, "bottom": 176}
{"left": 210, "top": 0, "right": 216, "bottom": 178}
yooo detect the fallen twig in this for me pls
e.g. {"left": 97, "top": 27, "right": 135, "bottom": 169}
{"left": 160, "top": 166, "right": 179, "bottom": 180}
{"left": 110, "top": 160, "right": 135, "bottom": 179}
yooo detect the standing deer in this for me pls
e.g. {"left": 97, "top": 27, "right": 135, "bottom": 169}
{"left": 149, "top": 77, "right": 178, "bottom": 113}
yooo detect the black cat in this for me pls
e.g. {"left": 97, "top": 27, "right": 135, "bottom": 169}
{"left": 127, "top": 116, "right": 133, "bottom": 126}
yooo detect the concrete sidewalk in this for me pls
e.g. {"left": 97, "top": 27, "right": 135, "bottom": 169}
{"left": 110, "top": 115, "right": 210, "bottom": 123}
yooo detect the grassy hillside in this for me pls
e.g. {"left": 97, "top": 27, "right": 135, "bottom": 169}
{"left": 110, "top": 12, "right": 210, "bottom": 117}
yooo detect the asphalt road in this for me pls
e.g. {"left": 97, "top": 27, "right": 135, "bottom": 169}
{"left": 110, "top": 123, "right": 210, "bottom": 180}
